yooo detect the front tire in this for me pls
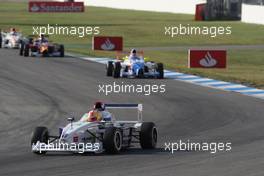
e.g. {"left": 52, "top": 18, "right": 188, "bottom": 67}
{"left": 103, "top": 127, "right": 122, "bottom": 154}
{"left": 31, "top": 126, "right": 49, "bottom": 155}
{"left": 24, "top": 44, "right": 29, "bottom": 57}
{"left": 140, "top": 122, "right": 157, "bottom": 149}
{"left": 107, "top": 61, "right": 114, "bottom": 76}
{"left": 60, "top": 45, "right": 64, "bottom": 57}
{"left": 157, "top": 63, "right": 164, "bottom": 79}
{"left": 113, "top": 62, "right": 121, "bottom": 78}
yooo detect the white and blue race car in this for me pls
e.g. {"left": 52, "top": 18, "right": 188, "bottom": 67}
{"left": 31, "top": 103, "right": 157, "bottom": 154}
{"left": 106, "top": 51, "right": 164, "bottom": 79}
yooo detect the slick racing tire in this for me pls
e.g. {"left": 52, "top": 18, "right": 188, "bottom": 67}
{"left": 24, "top": 44, "right": 30, "bottom": 57}
{"left": 140, "top": 122, "right": 157, "bottom": 149}
{"left": 60, "top": 45, "right": 64, "bottom": 57}
{"left": 103, "top": 127, "right": 122, "bottom": 154}
{"left": 157, "top": 63, "right": 164, "bottom": 79}
{"left": 31, "top": 126, "right": 49, "bottom": 155}
{"left": 113, "top": 62, "right": 121, "bottom": 78}
{"left": 107, "top": 61, "right": 114, "bottom": 76}
{"left": 137, "top": 68, "right": 144, "bottom": 78}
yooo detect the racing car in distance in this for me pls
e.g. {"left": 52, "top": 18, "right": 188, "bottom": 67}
{"left": 31, "top": 103, "right": 157, "bottom": 154}
{"left": 0, "top": 28, "right": 23, "bottom": 49}
{"left": 106, "top": 50, "right": 164, "bottom": 79}
{"left": 20, "top": 35, "right": 64, "bottom": 57}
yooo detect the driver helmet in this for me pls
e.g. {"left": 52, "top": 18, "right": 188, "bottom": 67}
{"left": 10, "top": 28, "right": 16, "bottom": 32}
{"left": 130, "top": 49, "right": 137, "bottom": 57}
{"left": 39, "top": 34, "right": 44, "bottom": 39}
{"left": 93, "top": 101, "right": 105, "bottom": 111}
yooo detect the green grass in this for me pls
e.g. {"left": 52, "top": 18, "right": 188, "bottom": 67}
{"left": 144, "top": 50, "right": 264, "bottom": 88}
{"left": 1, "top": 2, "right": 264, "bottom": 88}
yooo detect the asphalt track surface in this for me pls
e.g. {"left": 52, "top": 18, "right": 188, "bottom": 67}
{"left": 0, "top": 49, "right": 264, "bottom": 176}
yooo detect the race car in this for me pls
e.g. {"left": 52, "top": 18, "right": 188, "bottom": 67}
{"left": 31, "top": 103, "right": 157, "bottom": 154}
{"left": 106, "top": 50, "right": 164, "bottom": 79}
{"left": 0, "top": 28, "right": 23, "bottom": 49}
{"left": 20, "top": 35, "right": 64, "bottom": 57}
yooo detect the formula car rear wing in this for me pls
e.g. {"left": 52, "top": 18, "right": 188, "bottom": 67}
{"left": 105, "top": 103, "right": 143, "bottom": 121}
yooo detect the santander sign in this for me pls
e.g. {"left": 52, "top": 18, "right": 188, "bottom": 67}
{"left": 101, "top": 38, "right": 116, "bottom": 51}
{"left": 29, "top": 1, "right": 85, "bottom": 13}
{"left": 199, "top": 52, "right": 217, "bottom": 67}
{"left": 93, "top": 36, "right": 123, "bottom": 51}
{"left": 188, "top": 50, "right": 227, "bottom": 68}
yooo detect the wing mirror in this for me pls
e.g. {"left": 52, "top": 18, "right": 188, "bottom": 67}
{"left": 67, "top": 113, "right": 75, "bottom": 128}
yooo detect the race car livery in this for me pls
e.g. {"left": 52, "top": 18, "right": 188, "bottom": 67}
{"left": 31, "top": 103, "right": 157, "bottom": 154}
{"left": 106, "top": 51, "right": 164, "bottom": 79}
{"left": 0, "top": 29, "right": 23, "bottom": 49}
{"left": 20, "top": 35, "right": 64, "bottom": 57}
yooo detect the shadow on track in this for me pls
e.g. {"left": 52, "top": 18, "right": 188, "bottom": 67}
{"left": 43, "top": 148, "right": 168, "bottom": 157}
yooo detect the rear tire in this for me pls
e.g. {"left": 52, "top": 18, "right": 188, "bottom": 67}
{"left": 31, "top": 126, "right": 49, "bottom": 155}
{"left": 60, "top": 45, "right": 64, "bottom": 57}
{"left": 140, "top": 122, "right": 157, "bottom": 149}
{"left": 113, "top": 62, "right": 121, "bottom": 78}
{"left": 106, "top": 61, "right": 114, "bottom": 76}
{"left": 24, "top": 44, "right": 29, "bottom": 57}
{"left": 103, "top": 127, "right": 122, "bottom": 154}
{"left": 157, "top": 63, "right": 164, "bottom": 79}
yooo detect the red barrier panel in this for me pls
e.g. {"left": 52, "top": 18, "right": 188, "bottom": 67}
{"left": 93, "top": 36, "right": 123, "bottom": 51}
{"left": 188, "top": 50, "right": 227, "bottom": 68}
{"left": 195, "top": 3, "right": 206, "bottom": 21}
{"left": 29, "top": 1, "right": 84, "bottom": 12}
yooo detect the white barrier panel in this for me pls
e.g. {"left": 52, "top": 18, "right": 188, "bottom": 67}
{"left": 242, "top": 3, "right": 264, "bottom": 25}
{"left": 56, "top": 0, "right": 206, "bottom": 14}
